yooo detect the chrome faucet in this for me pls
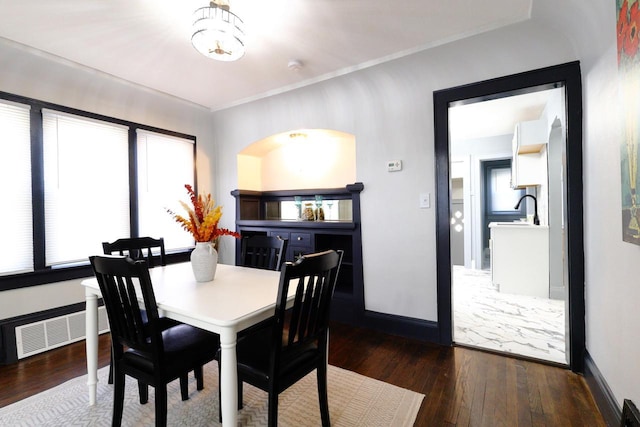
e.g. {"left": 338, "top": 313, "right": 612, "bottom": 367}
{"left": 514, "top": 194, "right": 539, "bottom": 225}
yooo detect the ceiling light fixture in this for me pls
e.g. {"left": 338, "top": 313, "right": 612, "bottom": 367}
{"left": 191, "top": 0, "right": 245, "bottom": 62}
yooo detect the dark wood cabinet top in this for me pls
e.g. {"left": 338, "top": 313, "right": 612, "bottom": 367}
{"left": 236, "top": 220, "right": 357, "bottom": 230}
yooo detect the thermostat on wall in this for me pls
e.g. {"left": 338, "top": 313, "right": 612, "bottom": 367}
{"left": 387, "top": 160, "right": 402, "bottom": 172}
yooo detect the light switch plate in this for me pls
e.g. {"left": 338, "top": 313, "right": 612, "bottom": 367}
{"left": 387, "top": 160, "right": 402, "bottom": 172}
{"left": 419, "top": 192, "right": 430, "bottom": 208}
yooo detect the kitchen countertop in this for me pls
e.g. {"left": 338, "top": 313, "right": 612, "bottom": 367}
{"left": 489, "top": 222, "right": 549, "bottom": 229}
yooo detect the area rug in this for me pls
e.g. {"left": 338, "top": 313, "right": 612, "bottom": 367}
{"left": 0, "top": 364, "right": 423, "bottom": 426}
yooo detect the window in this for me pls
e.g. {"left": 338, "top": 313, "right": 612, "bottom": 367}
{"left": 0, "top": 92, "right": 197, "bottom": 289}
{"left": 43, "top": 110, "right": 130, "bottom": 266}
{"left": 0, "top": 101, "right": 32, "bottom": 275}
{"left": 137, "top": 130, "right": 195, "bottom": 251}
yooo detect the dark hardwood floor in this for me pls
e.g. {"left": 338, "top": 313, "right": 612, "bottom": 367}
{"left": 0, "top": 322, "right": 605, "bottom": 426}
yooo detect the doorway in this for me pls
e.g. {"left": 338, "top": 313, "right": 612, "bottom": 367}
{"left": 433, "top": 62, "right": 585, "bottom": 372}
{"left": 452, "top": 119, "right": 567, "bottom": 364}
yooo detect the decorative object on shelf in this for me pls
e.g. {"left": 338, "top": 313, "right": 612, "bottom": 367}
{"left": 294, "top": 196, "right": 302, "bottom": 221}
{"left": 302, "top": 202, "right": 315, "bottom": 221}
{"left": 326, "top": 199, "right": 334, "bottom": 220}
{"left": 314, "top": 195, "right": 324, "bottom": 221}
{"left": 191, "top": 0, "right": 245, "bottom": 62}
{"left": 167, "top": 184, "right": 239, "bottom": 281}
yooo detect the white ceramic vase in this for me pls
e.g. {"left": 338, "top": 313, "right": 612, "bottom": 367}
{"left": 190, "top": 242, "right": 218, "bottom": 282}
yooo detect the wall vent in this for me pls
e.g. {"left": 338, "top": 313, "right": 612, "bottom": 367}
{"left": 15, "top": 306, "right": 109, "bottom": 359}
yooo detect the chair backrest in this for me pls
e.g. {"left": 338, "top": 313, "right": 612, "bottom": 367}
{"left": 240, "top": 235, "right": 289, "bottom": 271}
{"left": 272, "top": 250, "right": 343, "bottom": 363}
{"left": 89, "top": 255, "right": 163, "bottom": 359}
{"left": 102, "top": 237, "right": 166, "bottom": 268}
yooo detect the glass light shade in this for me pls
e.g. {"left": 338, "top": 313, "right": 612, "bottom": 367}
{"left": 192, "top": 3, "right": 245, "bottom": 61}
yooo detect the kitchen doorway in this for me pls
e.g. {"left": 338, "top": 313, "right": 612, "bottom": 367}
{"left": 450, "top": 110, "right": 567, "bottom": 364}
{"left": 433, "top": 62, "right": 585, "bottom": 372}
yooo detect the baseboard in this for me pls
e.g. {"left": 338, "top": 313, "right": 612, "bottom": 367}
{"left": 584, "top": 350, "right": 621, "bottom": 426}
{"left": 361, "top": 310, "right": 439, "bottom": 342}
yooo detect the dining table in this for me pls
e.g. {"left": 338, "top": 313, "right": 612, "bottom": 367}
{"left": 82, "top": 261, "right": 286, "bottom": 427}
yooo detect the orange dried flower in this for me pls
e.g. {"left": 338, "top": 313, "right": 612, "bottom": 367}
{"left": 167, "top": 184, "right": 240, "bottom": 243}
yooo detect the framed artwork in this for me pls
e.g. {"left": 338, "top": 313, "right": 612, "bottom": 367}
{"left": 617, "top": 0, "right": 640, "bottom": 244}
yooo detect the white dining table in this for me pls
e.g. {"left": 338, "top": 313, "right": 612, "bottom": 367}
{"left": 82, "top": 261, "right": 285, "bottom": 427}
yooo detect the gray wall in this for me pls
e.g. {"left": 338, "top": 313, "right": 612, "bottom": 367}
{"left": 544, "top": 90, "right": 567, "bottom": 301}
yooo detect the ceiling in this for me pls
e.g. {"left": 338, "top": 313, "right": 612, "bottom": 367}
{"left": 449, "top": 88, "right": 561, "bottom": 141}
{"left": 0, "top": 0, "right": 532, "bottom": 112}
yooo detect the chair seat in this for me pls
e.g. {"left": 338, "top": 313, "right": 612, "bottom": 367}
{"left": 237, "top": 323, "right": 320, "bottom": 390}
{"left": 123, "top": 324, "right": 219, "bottom": 381}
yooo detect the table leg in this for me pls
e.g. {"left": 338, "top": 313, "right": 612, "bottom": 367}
{"left": 219, "top": 329, "right": 238, "bottom": 427}
{"left": 85, "top": 291, "right": 99, "bottom": 406}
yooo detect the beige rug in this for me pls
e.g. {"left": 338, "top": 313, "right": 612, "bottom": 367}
{"left": 0, "top": 363, "right": 423, "bottom": 426}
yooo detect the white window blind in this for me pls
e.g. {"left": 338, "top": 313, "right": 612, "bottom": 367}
{"left": 43, "top": 110, "right": 130, "bottom": 266}
{"left": 137, "top": 130, "right": 195, "bottom": 251}
{"left": 0, "top": 101, "right": 33, "bottom": 275}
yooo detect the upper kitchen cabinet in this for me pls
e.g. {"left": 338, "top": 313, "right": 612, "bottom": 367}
{"left": 515, "top": 119, "right": 547, "bottom": 154}
{"left": 511, "top": 119, "right": 549, "bottom": 188}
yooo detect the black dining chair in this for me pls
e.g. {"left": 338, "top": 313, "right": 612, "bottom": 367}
{"left": 89, "top": 255, "right": 220, "bottom": 427}
{"left": 223, "top": 249, "right": 343, "bottom": 427}
{"left": 102, "top": 237, "right": 170, "bottom": 385}
{"left": 240, "top": 235, "right": 289, "bottom": 271}
{"left": 102, "top": 237, "right": 167, "bottom": 268}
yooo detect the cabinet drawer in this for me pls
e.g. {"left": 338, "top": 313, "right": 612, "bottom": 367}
{"left": 269, "top": 231, "right": 290, "bottom": 241}
{"left": 290, "top": 232, "right": 311, "bottom": 247}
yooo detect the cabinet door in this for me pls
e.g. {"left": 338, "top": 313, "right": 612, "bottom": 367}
{"left": 315, "top": 233, "right": 354, "bottom": 295}
{"left": 511, "top": 120, "right": 547, "bottom": 188}
{"left": 514, "top": 153, "right": 544, "bottom": 187}
{"left": 289, "top": 232, "right": 313, "bottom": 260}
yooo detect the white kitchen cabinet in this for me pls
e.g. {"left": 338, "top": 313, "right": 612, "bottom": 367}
{"left": 490, "top": 222, "right": 549, "bottom": 298}
{"left": 511, "top": 119, "right": 548, "bottom": 188}
{"left": 515, "top": 119, "right": 547, "bottom": 154}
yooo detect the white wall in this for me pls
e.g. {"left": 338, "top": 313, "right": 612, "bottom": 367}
{"left": 260, "top": 138, "right": 356, "bottom": 191}
{"left": 540, "top": 0, "right": 640, "bottom": 411}
{"left": 237, "top": 154, "right": 262, "bottom": 190}
{"left": 235, "top": 130, "right": 356, "bottom": 191}
{"left": 0, "top": 39, "right": 215, "bottom": 320}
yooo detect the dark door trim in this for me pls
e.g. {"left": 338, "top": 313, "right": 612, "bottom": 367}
{"left": 433, "top": 61, "right": 585, "bottom": 372}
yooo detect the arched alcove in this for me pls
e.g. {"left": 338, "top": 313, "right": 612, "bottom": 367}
{"left": 237, "top": 129, "right": 356, "bottom": 191}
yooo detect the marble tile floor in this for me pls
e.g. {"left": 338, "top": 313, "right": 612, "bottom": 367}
{"left": 452, "top": 265, "right": 566, "bottom": 364}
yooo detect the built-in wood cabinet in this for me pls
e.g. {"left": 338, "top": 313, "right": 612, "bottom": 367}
{"left": 231, "top": 183, "right": 364, "bottom": 325}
